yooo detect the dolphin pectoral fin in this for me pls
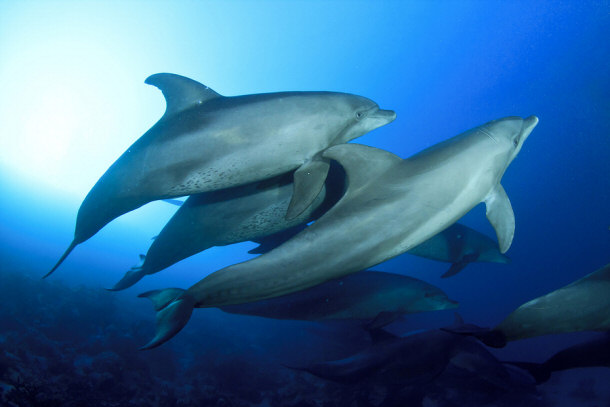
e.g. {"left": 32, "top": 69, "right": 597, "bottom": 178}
{"left": 43, "top": 240, "right": 78, "bottom": 278}
{"left": 322, "top": 144, "right": 401, "bottom": 195}
{"left": 286, "top": 158, "right": 330, "bottom": 220}
{"left": 138, "top": 288, "right": 195, "bottom": 350}
{"left": 442, "top": 262, "right": 469, "bottom": 278}
{"left": 484, "top": 184, "right": 515, "bottom": 254}
{"left": 145, "top": 73, "right": 222, "bottom": 118}
{"left": 107, "top": 255, "right": 148, "bottom": 291}
{"left": 162, "top": 198, "right": 184, "bottom": 207}
{"left": 442, "top": 253, "right": 479, "bottom": 278}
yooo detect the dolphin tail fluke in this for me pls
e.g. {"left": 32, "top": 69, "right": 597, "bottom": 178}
{"left": 503, "top": 361, "right": 550, "bottom": 384}
{"left": 107, "top": 255, "right": 147, "bottom": 291}
{"left": 138, "top": 288, "right": 195, "bottom": 350}
{"left": 43, "top": 240, "right": 78, "bottom": 278}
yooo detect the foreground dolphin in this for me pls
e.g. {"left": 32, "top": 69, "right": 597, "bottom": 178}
{"left": 218, "top": 270, "right": 458, "bottom": 323}
{"left": 138, "top": 115, "right": 537, "bottom": 349}
{"left": 46, "top": 73, "right": 395, "bottom": 277}
{"left": 109, "top": 164, "right": 346, "bottom": 291}
{"left": 494, "top": 263, "right": 610, "bottom": 341}
{"left": 505, "top": 333, "right": 610, "bottom": 384}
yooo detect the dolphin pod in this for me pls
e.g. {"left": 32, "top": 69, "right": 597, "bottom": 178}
{"left": 46, "top": 74, "right": 395, "bottom": 277}
{"left": 138, "top": 115, "right": 537, "bottom": 349}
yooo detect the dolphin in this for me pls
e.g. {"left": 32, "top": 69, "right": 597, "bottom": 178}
{"left": 505, "top": 333, "right": 610, "bottom": 384}
{"left": 46, "top": 73, "right": 395, "bottom": 277}
{"left": 108, "top": 163, "right": 346, "bottom": 291}
{"left": 494, "top": 263, "right": 610, "bottom": 341}
{"left": 218, "top": 270, "right": 458, "bottom": 323}
{"left": 290, "top": 316, "right": 512, "bottom": 387}
{"left": 252, "top": 222, "right": 511, "bottom": 277}
{"left": 138, "top": 115, "right": 537, "bottom": 349}
{"left": 407, "top": 223, "right": 511, "bottom": 277}
{"left": 444, "top": 263, "right": 610, "bottom": 347}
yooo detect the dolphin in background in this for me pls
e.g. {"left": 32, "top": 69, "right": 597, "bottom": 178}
{"left": 218, "top": 270, "right": 458, "bottom": 323}
{"left": 138, "top": 115, "right": 537, "bottom": 349}
{"left": 108, "top": 163, "right": 346, "bottom": 291}
{"left": 445, "top": 263, "right": 610, "bottom": 347}
{"left": 252, "top": 222, "right": 511, "bottom": 277}
{"left": 46, "top": 73, "right": 395, "bottom": 277}
{"left": 494, "top": 263, "right": 610, "bottom": 341}
{"left": 505, "top": 333, "right": 610, "bottom": 384}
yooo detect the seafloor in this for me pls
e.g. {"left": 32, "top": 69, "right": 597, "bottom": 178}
{"left": 1, "top": 270, "right": 608, "bottom": 407}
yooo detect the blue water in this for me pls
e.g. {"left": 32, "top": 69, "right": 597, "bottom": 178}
{"left": 1, "top": 1, "right": 609, "bottom": 406}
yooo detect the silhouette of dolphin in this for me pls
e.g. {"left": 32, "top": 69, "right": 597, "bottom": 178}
{"left": 46, "top": 73, "right": 395, "bottom": 277}
{"left": 505, "top": 333, "right": 610, "bottom": 384}
{"left": 137, "top": 115, "right": 537, "bottom": 349}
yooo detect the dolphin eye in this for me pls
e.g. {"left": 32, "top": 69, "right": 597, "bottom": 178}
{"left": 355, "top": 111, "right": 366, "bottom": 120}
{"left": 513, "top": 138, "right": 519, "bottom": 147}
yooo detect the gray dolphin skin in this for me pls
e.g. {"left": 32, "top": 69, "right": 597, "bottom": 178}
{"left": 407, "top": 223, "right": 511, "bottom": 277}
{"left": 45, "top": 73, "right": 396, "bottom": 277}
{"left": 138, "top": 115, "right": 537, "bottom": 349}
{"left": 494, "top": 263, "right": 610, "bottom": 341}
{"left": 219, "top": 270, "right": 458, "bottom": 322}
{"left": 109, "top": 163, "right": 346, "bottom": 291}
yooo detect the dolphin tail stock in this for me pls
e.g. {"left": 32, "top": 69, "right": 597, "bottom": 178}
{"left": 138, "top": 287, "right": 196, "bottom": 350}
{"left": 107, "top": 255, "right": 147, "bottom": 291}
{"left": 43, "top": 240, "right": 78, "bottom": 278}
{"left": 502, "top": 361, "right": 550, "bottom": 384}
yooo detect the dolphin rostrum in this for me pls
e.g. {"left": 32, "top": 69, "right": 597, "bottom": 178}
{"left": 46, "top": 73, "right": 395, "bottom": 277}
{"left": 138, "top": 115, "right": 538, "bottom": 349}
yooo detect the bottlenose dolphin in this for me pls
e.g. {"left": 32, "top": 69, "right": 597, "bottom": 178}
{"left": 109, "top": 163, "right": 346, "bottom": 291}
{"left": 218, "top": 270, "right": 458, "bottom": 322}
{"left": 252, "top": 222, "right": 511, "bottom": 277}
{"left": 291, "top": 317, "right": 512, "bottom": 387}
{"left": 46, "top": 73, "right": 395, "bottom": 277}
{"left": 407, "top": 223, "right": 511, "bottom": 277}
{"left": 494, "top": 263, "right": 610, "bottom": 341}
{"left": 138, "top": 115, "right": 537, "bottom": 349}
{"left": 505, "top": 333, "right": 610, "bottom": 384}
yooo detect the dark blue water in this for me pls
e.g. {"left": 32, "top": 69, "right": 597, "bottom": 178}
{"left": 1, "top": 1, "right": 608, "bottom": 406}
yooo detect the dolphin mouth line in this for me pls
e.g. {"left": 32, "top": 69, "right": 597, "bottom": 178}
{"left": 478, "top": 128, "right": 498, "bottom": 144}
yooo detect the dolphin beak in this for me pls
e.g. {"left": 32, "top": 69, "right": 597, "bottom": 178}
{"left": 371, "top": 108, "right": 397, "bottom": 124}
{"left": 520, "top": 115, "right": 539, "bottom": 142}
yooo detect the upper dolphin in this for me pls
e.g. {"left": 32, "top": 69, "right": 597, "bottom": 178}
{"left": 45, "top": 73, "right": 396, "bottom": 277}
{"left": 138, "top": 115, "right": 537, "bottom": 349}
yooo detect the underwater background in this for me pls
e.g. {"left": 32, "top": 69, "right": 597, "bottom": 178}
{"left": 0, "top": 1, "right": 609, "bottom": 406}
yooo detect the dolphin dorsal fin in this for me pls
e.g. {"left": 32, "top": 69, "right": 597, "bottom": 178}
{"left": 145, "top": 73, "right": 222, "bottom": 118}
{"left": 322, "top": 144, "right": 401, "bottom": 194}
